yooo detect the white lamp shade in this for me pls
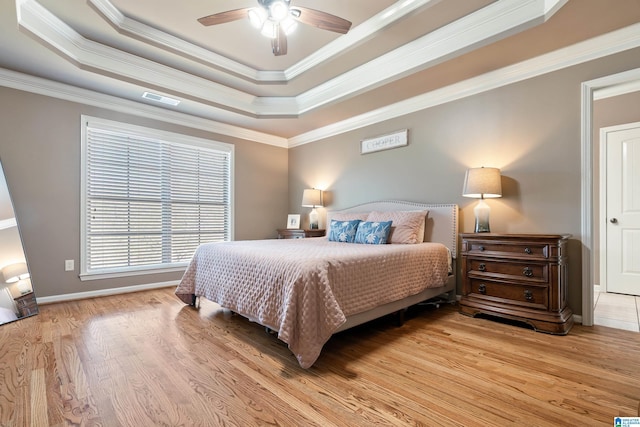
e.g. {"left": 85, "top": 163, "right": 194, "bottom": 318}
{"left": 281, "top": 16, "right": 298, "bottom": 35}
{"left": 2, "top": 262, "right": 30, "bottom": 284}
{"left": 260, "top": 20, "right": 277, "bottom": 38}
{"left": 462, "top": 167, "right": 502, "bottom": 199}
{"left": 301, "top": 188, "right": 323, "bottom": 207}
{"left": 248, "top": 8, "right": 267, "bottom": 28}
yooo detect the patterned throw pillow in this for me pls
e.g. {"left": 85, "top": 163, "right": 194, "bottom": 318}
{"left": 328, "top": 219, "right": 361, "bottom": 243}
{"left": 326, "top": 212, "right": 369, "bottom": 237}
{"left": 354, "top": 221, "right": 393, "bottom": 244}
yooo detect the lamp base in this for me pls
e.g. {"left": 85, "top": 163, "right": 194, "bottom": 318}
{"left": 309, "top": 208, "right": 319, "bottom": 230}
{"left": 474, "top": 199, "right": 491, "bottom": 233}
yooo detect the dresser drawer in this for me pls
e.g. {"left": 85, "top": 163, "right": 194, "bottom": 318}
{"left": 468, "top": 278, "right": 548, "bottom": 310}
{"left": 464, "top": 240, "right": 551, "bottom": 259}
{"left": 467, "top": 259, "right": 548, "bottom": 284}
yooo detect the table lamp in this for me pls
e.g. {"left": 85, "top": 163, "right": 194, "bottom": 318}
{"left": 462, "top": 167, "right": 502, "bottom": 233}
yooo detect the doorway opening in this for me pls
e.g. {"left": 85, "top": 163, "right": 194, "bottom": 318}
{"left": 581, "top": 67, "right": 640, "bottom": 328}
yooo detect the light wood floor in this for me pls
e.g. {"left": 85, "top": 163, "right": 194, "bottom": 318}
{"left": 1, "top": 287, "right": 639, "bottom": 426}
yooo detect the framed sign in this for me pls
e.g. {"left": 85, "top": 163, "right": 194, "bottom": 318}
{"left": 361, "top": 129, "right": 408, "bottom": 154}
{"left": 286, "top": 214, "right": 301, "bottom": 229}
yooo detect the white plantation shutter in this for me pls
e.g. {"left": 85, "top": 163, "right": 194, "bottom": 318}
{"left": 81, "top": 117, "right": 233, "bottom": 279}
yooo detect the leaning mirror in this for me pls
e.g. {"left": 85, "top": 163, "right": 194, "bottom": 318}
{"left": 0, "top": 159, "right": 37, "bottom": 325}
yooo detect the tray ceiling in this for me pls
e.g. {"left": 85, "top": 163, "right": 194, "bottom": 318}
{"left": 1, "top": 0, "right": 640, "bottom": 145}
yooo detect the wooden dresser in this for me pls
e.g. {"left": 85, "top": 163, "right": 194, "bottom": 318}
{"left": 277, "top": 229, "right": 326, "bottom": 239}
{"left": 459, "top": 233, "right": 573, "bottom": 335}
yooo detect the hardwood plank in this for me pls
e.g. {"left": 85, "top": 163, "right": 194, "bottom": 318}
{"left": 30, "top": 368, "right": 49, "bottom": 426}
{"left": 1, "top": 287, "right": 639, "bottom": 426}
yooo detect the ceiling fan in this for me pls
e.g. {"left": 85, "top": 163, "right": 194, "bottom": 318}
{"left": 197, "top": 0, "right": 352, "bottom": 56}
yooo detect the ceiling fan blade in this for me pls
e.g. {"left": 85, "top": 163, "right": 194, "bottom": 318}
{"left": 197, "top": 8, "right": 250, "bottom": 26}
{"left": 292, "top": 7, "right": 352, "bottom": 34}
{"left": 271, "top": 24, "right": 287, "bottom": 56}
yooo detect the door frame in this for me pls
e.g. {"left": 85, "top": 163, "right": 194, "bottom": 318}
{"left": 599, "top": 121, "right": 640, "bottom": 294}
{"left": 581, "top": 67, "right": 640, "bottom": 326}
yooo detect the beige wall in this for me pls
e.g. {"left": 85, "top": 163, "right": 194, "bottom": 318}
{"left": 289, "top": 48, "right": 640, "bottom": 316}
{"left": 0, "top": 87, "right": 289, "bottom": 298}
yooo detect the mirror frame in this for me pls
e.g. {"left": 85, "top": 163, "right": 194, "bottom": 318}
{"left": 0, "top": 158, "right": 37, "bottom": 325}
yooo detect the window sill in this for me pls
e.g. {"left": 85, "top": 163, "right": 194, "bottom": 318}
{"left": 79, "top": 265, "right": 187, "bottom": 281}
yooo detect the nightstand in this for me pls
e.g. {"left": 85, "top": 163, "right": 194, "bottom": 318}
{"left": 277, "top": 229, "right": 326, "bottom": 239}
{"left": 458, "top": 233, "right": 573, "bottom": 335}
{"left": 14, "top": 292, "right": 38, "bottom": 317}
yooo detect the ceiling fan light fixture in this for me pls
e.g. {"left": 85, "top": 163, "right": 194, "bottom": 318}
{"left": 248, "top": 8, "right": 267, "bottom": 29}
{"left": 281, "top": 16, "right": 298, "bottom": 35}
{"left": 260, "top": 20, "right": 277, "bottom": 38}
{"left": 197, "top": 0, "right": 351, "bottom": 56}
{"left": 269, "top": 1, "right": 289, "bottom": 21}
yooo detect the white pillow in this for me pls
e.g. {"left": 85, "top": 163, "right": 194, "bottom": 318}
{"left": 366, "top": 210, "right": 429, "bottom": 244}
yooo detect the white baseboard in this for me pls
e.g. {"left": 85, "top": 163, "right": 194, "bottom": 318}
{"left": 36, "top": 280, "right": 179, "bottom": 305}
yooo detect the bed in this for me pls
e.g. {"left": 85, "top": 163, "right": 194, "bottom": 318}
{"left": 0, "top": 306, "right": 18, "bottom": 325}
{"left": 176, "top": 200, "right": 458, "bottom": 368}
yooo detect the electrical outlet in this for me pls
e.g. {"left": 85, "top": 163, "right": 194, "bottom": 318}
{"left": 65, "top": 259, "right": 74, "bottom": 271}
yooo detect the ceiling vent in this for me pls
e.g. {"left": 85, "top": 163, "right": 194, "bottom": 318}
{"left": 142, "top": 92, "right": 180, "bottom": 106}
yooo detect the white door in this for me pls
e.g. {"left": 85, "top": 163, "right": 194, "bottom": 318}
{"left": 604, "top": 122, "right": 640, "bottom": 296}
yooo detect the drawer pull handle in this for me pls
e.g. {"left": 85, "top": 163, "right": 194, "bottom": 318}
{"left": 524, "top": 290, "right": 533, "bottom": 301}
{"left": 523, "top": 267, "right": 533, "bottom": 277}
{"left": 478, "top": 246, "right": 485, "bottom": 251}
{"left": 478, "top": 263, "right": 486, "bottom": 272}
{"left": 524, "top": 247, "right": 532, "bottom": 254}
{"left": 478, "top": 284, "right": 487, "bottom": 294}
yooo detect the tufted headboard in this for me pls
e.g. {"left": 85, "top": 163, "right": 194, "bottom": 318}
{"left": 327, "top": 200, "right": 459, "bottom": 258}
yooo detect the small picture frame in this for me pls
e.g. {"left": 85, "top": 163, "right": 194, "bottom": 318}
{"left": 286, "top": 214, "right": 301, "bottom": 229}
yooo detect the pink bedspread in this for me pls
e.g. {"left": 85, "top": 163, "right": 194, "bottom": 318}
{"left": 175, "top": 238, "right": 449, "bottom": 368}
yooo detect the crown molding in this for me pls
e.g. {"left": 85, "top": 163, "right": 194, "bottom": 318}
{"left": 289, "top": 23, "right": 640, "bottom": 147}
{"left": 88, "top": 0, "right": 272, "bottom": 83}
{"left": 17, "top": 0, "right": 278, "bottom": 116}
{"left": 0, "top": 68, "right": 288, "bottom": 147}
{"left": 16, "top": 0, "right": 566, "bottom": 118}
{"left": 593, "top": 78, "right": 640, "bottom": 100}
{"left": 295, "top": 0, "right": 568, "bottom": 114}
{"left": 0, "top": 218, "right": 17, "bottom": 231}
{"left": 278, "top": 0, "right": 442, "bottom": 81}
{"left": 89, "top": 0, "right": 438, "bottom": 83}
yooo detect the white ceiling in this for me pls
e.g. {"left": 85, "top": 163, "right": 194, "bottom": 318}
{"left": 1, "top": 0, "right": 640, "bottom": 145}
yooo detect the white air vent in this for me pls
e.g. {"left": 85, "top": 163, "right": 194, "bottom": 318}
{"left": 142, "top": 92, "right": 180, "bottom": 106}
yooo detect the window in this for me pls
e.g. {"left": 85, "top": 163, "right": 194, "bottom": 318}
{"left": 81, "top": 116, "right": 233, "bottom": 280}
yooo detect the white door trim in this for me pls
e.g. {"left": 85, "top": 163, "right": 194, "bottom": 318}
{"left": 599, "top": 121, "right": 640, "bottom": 294}
{"left": 581, "top": 67, "right": 640, "bottom": 326}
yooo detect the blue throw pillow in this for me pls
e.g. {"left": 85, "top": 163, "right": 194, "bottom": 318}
{"left": 354, "top": 221, "right": 393, "bottom": 244}
{"left": 328, "top": 219, "right": 361, "bottom": 243}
